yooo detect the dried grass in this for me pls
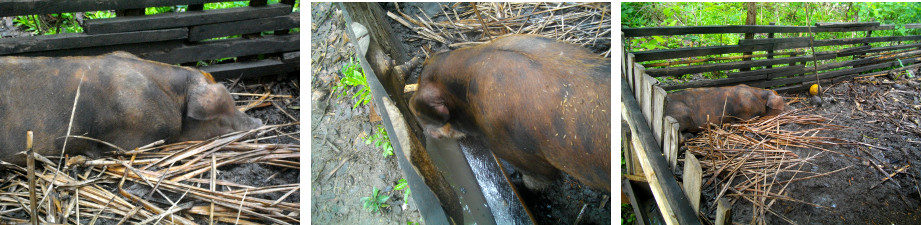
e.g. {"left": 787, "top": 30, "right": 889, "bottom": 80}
{"left": 0, "top": 123, "right": 300, "bottom": 224}
{"left": 685, "top": 108, "right": 852, "bottom": 225}
{"left": 391, "top": 2, "right": 611, "bottom": 56}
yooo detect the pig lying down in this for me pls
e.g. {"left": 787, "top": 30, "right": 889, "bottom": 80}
{"left": 665, "top": 84, "right": 787, "bottom": 133}
{"left": 410, "top": 35, "right": 611, "bottom": 192}
{"left": 0, "top": 52, "right": 262, "bottom": 166}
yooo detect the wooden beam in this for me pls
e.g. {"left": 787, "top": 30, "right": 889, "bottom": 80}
{"left": 664, "top": 116, "right": 679, "bottom": 173}
{"left": 632, "top": 34, "right": 921, "bottom": 62}
{"left": 142, "top": 34, "right": 299, "bottom": 64}
{"left": 652, "top": 87, "right": 667, "bottom": 145}
{"left": 662, "top": 65, "right": 806, "bottom": 91}
{"left": 0, "top": 0, "right": 229, "bottom": 17}
{"left": 752, "top": 55, "right": 921, "bottom": 88}
{"left": 200, "top": 58, "right": 298, "bottom": 80}
{"left": 0, "top": 28, "right": 186, "bottom": 55}
{"left": 189, "top": 13, "right": 299, "bottom": 41}
{"left": 682, "top": 152, "right": 702, "bottom": 213}
{"left": 622, "top": 79, "right": 701, "bottom": 225}
{"left": 623, "top": 24, "right": 895, "bottom": 37}
{"left": 715, "top": 198, "right": 732, "bottom": 225}
{"left": 815, "top": 22, "right": 880, "bottom": 27}
{"left": 84, "top": 4, "right": 292, "bottom": 34}
{"left": 906, "top": 24, "right": 921, "bottom": 29}
{"left": 13, "top": 40, "right": 183, "bottom": 58}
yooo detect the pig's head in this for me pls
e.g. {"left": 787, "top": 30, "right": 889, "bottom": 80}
{"left": 765, "top": 90, "right": 787, "bottom": 117}
{"left": 409, "top": 53, "right": 468, "bottom": 140}
{"left": 179, "top": 82, "right": 262, "bottom": 141}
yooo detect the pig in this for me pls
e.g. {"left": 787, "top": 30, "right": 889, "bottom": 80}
{"left": 665, "top": 84, "right": 786, "bottom": 133}
{"left": 409, "top": 35, "right": 611, "bottom": 192}
{"left": 0, "top": 52, "right": 262, "bottom": 166}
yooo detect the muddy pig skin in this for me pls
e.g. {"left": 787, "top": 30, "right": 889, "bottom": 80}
{"left": 0, "top": 52, "right": 262, "bottom": 166}
{"left": 665, "top": 84, "right": 786, "bottom": 132}
{"left": 409, "top": 35, "right": 611, "bottom": 192}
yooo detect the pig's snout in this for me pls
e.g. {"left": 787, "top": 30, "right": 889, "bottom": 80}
{"left": 234, "top": 112, "right": 263, "bottom": 131}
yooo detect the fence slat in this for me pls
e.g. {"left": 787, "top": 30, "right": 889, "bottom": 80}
{"left": 84, "top": 4, "right": 292, "bottom": 34}
{"left": 0, "top": 0, "right": 230, "bottom": 17}
{"left": 189, "top": 13, "right": 299, "bottom": 41}
{"left": 201, "top": 58, "right": 298, "bottom": 80}
{"left": 632, "top": 35, "right": 921, "bottom": 62}
{"left": 652, "top": 87, "right": 667, "bottom": 145}
{"left": 142, "top": 34, "right": 299, "bottom": 64}
{"left": 0, "top": 28, "right": 187, "bottom": 55}
{"left": 664, "top": 116, "right": 679, "bottom": 172}
{"left": 623, "top": 24, "right": 894, "bottom": 37}
{"left": 641, "top": 74, "right": 656, "bottom": 126}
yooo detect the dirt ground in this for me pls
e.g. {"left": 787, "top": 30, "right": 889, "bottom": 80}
{"left": 311, "top": 2, "right": 611, "bottom": 225}
{"left": 678, "top": 76, "right": 921, "bottom": 224}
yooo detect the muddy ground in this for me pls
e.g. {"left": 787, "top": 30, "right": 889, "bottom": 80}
{"left": 312, "top": 2, "right": 611, "bottom": 225}
{"left": 676, "top": 76, "right": 921, "bottom": 224}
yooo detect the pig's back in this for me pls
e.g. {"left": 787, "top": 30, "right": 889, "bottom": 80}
{"left": 0, "top": 55, "right": 184, "bottom": 165}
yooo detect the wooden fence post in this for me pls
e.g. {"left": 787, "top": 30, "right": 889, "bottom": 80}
{"left": 682, "top": 152, "right": 702, "bottom": 213}
{"left": 641, "top": 73, "right": 656, "bottom": 127}
{"left": 652, "top": 87, "right": 667, "bottom": 145}
{"left": 664, "top": 116, "right": 679, "bottom": 171}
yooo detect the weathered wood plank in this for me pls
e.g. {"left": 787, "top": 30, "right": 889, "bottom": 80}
{"left": 189, "top": 13, "right": 299, "bottom": 41}
{"left": 652, "top": 87, "right": 667, "bottom": 145}
{"left": 642, "top": 74, "right": 656, "bottom": 127}
{"left": 738, "top": 37, "right": 812, "bottom": 46}
{"left": 662, "top": 65, "right": 806, "bottom": 91}
{"left": 682, "top": 152, "right": 702, "bottom": 213}
{"left": 906, "top": 24, "right": 921, "bottom": 29}
{"left": 0, "top": 28, "right": 186, "bottom": 55}
{"left": 664, "top": 116, "right": 679, "bottom": 173}
{"left": 645, "top": 52, "right": 835, "bottom": 78}
{"left": 200, "top": 58, "right": 298, "bottom": 80}
{"left": 84, "top": 4, "right": 292, "bottom": 34}
{"left": 622, "top": 79, "right": 701, "bottom": 225}
{"left": 0, "top": 0, "right": 230, "bottom": 17}
{"left": 816, "top": 22, "right": 880, "bottom": 27}
{"left": 753, "top": 55, "right": 921, "bottom": 88}
{"left": 633, "top": 34, "right": 921, "bottom": 62}
{"left": 715, "top": 198, "right": 732, "bottom": 225}
{"left": 627, "top": 53, "right": 636, "bottom": 88}
{"left": 142, "top": 34, "right": 299, "bottom": 64}
{"left": 12, "top": 40, "right": 183, "bottom": 58}
{"left": 622, "top": 25, "right": 894, "bottom": 37}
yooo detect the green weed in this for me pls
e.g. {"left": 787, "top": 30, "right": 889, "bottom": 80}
{"left": 365, "top": 125, "right": 394, "bottom": 158}
{"left": 360, "top": 186, "right": 390, "bottom": 213}
{"left": 336, "top": 57, "right": 373, "bottom": 110}
{"left": 394, "top": 178, "right": 411, "bottom": 203}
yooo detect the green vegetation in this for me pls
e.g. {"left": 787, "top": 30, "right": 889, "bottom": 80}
{"left": 365, "top": 125, "right": 395, "bottom": 158}
{"left": 336, "top": 57, "right": 374, "bottom": 110}
{"left": 394, "top": 178, "right": 411, "bottom": 203}
{"left": 622, "top": 203, "right": 636, "bottom": 225}
{"left": 360, "top": 186, "right": 390, "bottom": 213}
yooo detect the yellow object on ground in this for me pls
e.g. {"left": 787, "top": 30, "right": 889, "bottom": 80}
{"left": 809, "top": 84, "right": 820, "bottom": 96}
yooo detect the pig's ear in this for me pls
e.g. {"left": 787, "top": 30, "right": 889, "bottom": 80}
{"left": 187, "top": 84, "right": 233, "bottom": 121}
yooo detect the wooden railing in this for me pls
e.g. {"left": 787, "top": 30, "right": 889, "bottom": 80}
{"left": 0, "top": 0, "right": 299, "bottom": 80}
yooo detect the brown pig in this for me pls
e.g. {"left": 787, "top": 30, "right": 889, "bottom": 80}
{"left": 409, "top": 35, "right": 611, "bottom": 192}
{"left": 665, "top": 84, "right": 786, "bottom": 132}
{"left": 0, "top": 52, "right": 262, "bottom": 166}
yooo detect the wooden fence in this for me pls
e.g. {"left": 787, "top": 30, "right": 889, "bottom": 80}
{"left": 624, "top": 22, "right": 921, "bottom": 93}
{"left": 0, "top": 0, "right": 299, "bottom": 80}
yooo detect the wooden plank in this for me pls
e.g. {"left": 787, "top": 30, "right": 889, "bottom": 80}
{"left": 738, "top": 37, "right": 812, "bottom": 46}
{"left": 13, "top": 40, "right": 183, "bottom": 58}
{"left": 645, "top": 53, "right": 835, "bottom": 77}
{"left": 642, "top": 74, "right": 656, "bottom": 127}
{"left": 282, "top": 51, "right": 299, "bottom": 63}
{"left": 682, "top": 152, "right": 702, "bottom": 213}
{"left": 0, "top": 0, "right": 230, "bottom": 17}
{"left": 816, "top": 22, "right": 880, "bottom": 27}
{"left": 753, "top": 55, "right": 921, "bottom": 88}
{"left": 664, "top": 116, "right": 679, "bottom": 173}
{"left": 632, "top": 34, "right": 920, "bottom": 62}
{"left": 189, "top": 13, "right": 299, "bottom": 41}
{"left": 84, "top": 4, "right": 292, "bottom": 34}
{"left": 200, "top": 58, "right": 298, "bottom": 80}
{"left": 652, "top": 87, "right": 667, "bottom": 145}
{"left": 633, "top": 61, "right": 645, "bottom": 99}
{"left": 715, "top": 198, "right": 732, "bottom": 225}
{"left": 623, "top": 123, "right": 639, "bottom": 175}
{"left": 622, "top": 180, "right": 650, "bottom": 225}
{"left": 622, "top": 25, "right": 894, "bottom": 37}
{"left": 662, "top": 65, "right": 806, "bottom": 91}
{"left": 627, "top": 53, "right": 636, "bottom": 88}
{"left": 622, "top": 79, "right": 701, "bottom": 225}
{"left": 0, "top": 28, "right": 186, "bottom": 55}
{"left": 906, "top": 24, "right": 921, "bottom": 29}
{"left": 142, "top": 34, "right": 299, "bottom": 64}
